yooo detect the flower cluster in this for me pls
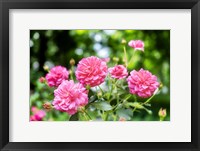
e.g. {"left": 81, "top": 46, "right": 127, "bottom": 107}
{"left": 34, "top": 39, "right": 161, "bottom": 121}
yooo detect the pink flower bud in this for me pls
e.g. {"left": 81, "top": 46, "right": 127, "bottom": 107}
{"left": 43, "top": 102, "right": 52, "bottom": 110}
{"left": 119, "top": 117, "right": 126, "bottom": 121}
{"left": 39, "top": 77, "right": 46, "bottom": 83}
{"left": 69, "top": 58, "right": 75, "bottom": 66}
{"left": 128, "top": 40, "right": 144, "bottom": 51}
{"left": 158, "top": 108, "right": 167, "bottom": 118}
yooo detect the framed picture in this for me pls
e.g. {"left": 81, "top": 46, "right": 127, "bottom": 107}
{"left": 0, "top": 0, "right": 199, "bottom": 151}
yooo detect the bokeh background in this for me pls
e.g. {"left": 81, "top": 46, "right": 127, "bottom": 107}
{"left": 30, "top": 30, "right": 170, "bottom": 121}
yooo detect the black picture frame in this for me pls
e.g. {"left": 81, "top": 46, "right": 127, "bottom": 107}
{"left": 0, "top": 0, "right": 200, "bottom": 151}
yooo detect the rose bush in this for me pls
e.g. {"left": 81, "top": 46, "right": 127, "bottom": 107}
{"left": 31, "top": 38, "right": 167, "bottom": 121}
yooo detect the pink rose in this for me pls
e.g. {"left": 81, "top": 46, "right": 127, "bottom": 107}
{"left": 53, "top": 80, "right": 88, "bottom": 115}
{"left": 31, "top": 106, "right": 38, "bottom": 113}
{"left": 30, "top": 115, "right": 37, "bottom": 121}
{"left": 127, "top": 68, "right": 159, "bottom": 98}
{"left": 30, "top": 106, "right": 46, "bottom": 121}
{"left": 108, "top": 65, "right": 128, "bottom": 79}
{"left": 34, "top": 110, "right": 46, "bottom": 121}
{"left": 128, "top": 40, "right": 144, "bottom": 51}
{"left": 45, "top": 66, "right": 69, "bottom": 87}
{"left": 75, "top": 56, "right": 108, "bottom": 87}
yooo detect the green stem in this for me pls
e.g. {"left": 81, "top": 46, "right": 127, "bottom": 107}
{"left": 113, "top": 94, "right": 132, "bottom": 112}
{"left": 82, "top": 109, "right": 92, "bottom": 120}
{"left": 83, "top": 113, "right": 89, "bottom": 121}
{"left": 70, "top": 66, "right": 74, "bottom": 80}
{"left": 128, "top": 51, "right": 135, "bottom": 65}
{"left": 123, "top": 94, "right": 132, "bottom": 103}
{"left": 101, "top": 111, "right": 105, "bottom": 120}
{"left": 132, "top": 107, "right": 137, "bottom": 115}
{"left": 123, "top": 46, "right": 128, "bottom": 67}
{"left": 108, "top": 78, "right": 118, "bottom": 101}
{"left": 112, "top": 115, "right": 117, "bottom": 121}
{"left": 133, "top": 95, "right": 137, "bottom": 102}
{"left": 98, "top": 85, "right": 104, "bottom": 94}
{"left": 127, "top": 50, "right": 135, "bottom": 67}
{"left": 117, "top": 94, "right": 119, "bottom": 105}
{"left": 95, "top": 87, "right": 99, "bottom": 100}
{"left": 142, "top": 89, "right": 159, "bottom": 105}
{"left": 159, "top": 117, "right": 165, "bottom": 121}
{"left": 107, "top": 75, "right": 113, "bottom": 101}
{"left": 103, "top": 112, "right": 109, "bottom": 121}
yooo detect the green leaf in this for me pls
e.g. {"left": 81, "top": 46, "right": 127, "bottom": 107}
{"left": 30, "top": 92, "right": 40, "bottom": 103}
{"left": 115, "top": 103, "right": 123, "bottom": 110}
{"left": 92, "top": 101, "right": 112, "bottom": 111}
{"left": 89, "top": 95, "right": 97, "bottom": 103}
{"left": 69, "top": 112, "right": 79, "bottom": 121}
{"left": 116, "top": 108, "right": 133, "bottom": 120}
{"left": 36, "top": 101, "right": 43, "bottom": 108}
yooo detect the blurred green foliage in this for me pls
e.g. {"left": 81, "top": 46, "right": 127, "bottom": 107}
{"left": 30, "top": 30, "right": 170, "bottom": 121}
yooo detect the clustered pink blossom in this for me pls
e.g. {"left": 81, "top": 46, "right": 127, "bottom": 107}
{"left": 108, "top": 65, "right": 128, "bottom": 79}
{"left": 45, "top": 66, "right": 69, "bottom": 87}
{"left": 75, "top": 56, "right": 108, "bottom": 87}
{"left": 53, "top": 80, "right": 88, "bottom": 115}
{"left": 128, "top": 40, "right": 144, "bottom": 51}
{"left": 127, "top": 68, "right": 159, "bottom": 98}
{"left": 30, "top": 106, "right": 46, "bottom": 121}
{"left": 35, "top": 39, "right": 161, "bottom": 119}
